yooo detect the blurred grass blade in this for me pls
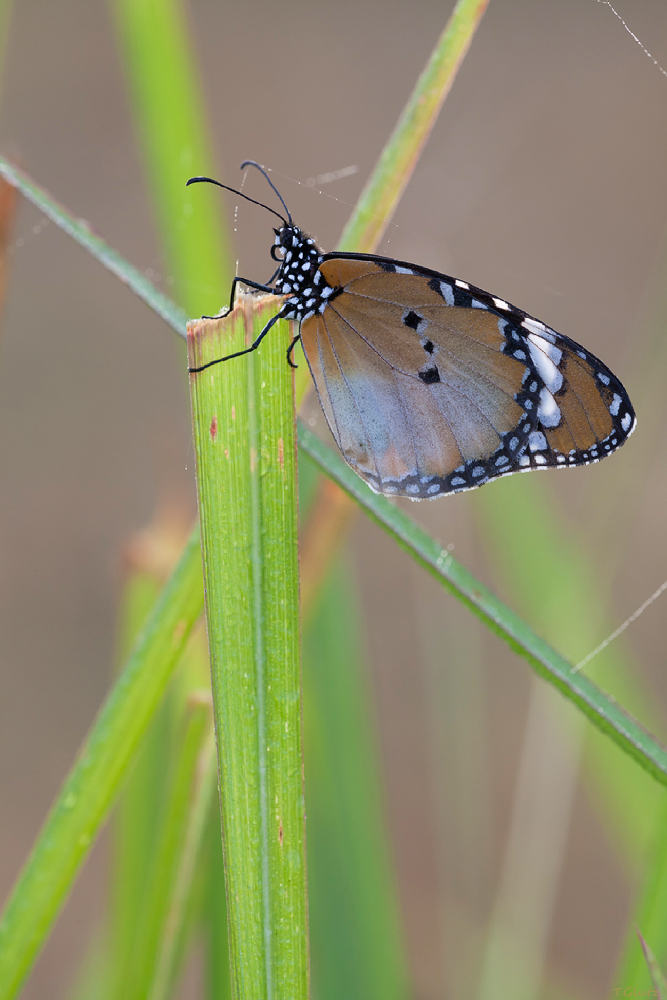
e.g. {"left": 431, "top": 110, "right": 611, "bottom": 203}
{"left": 614, "top": 796, "right": 667, "bottom": 987}
{"left": 473, "top": 472, "right": 661, "bottom": 994}
{"left": 188, "top": 298, "right": 307, "bottom": 999}
{"left": 0, "top": 529, "right": 204, "bottom": 1000}
{"left": 106, "top": 515, "right": 212, "bottom": 1000}
{"left": 205, "top": 806, "right": 233, "bottom": 1000}
{"left": 122, "top": 698, "right": 214, "bottom": 1000}
{"left": 0, "top": 155, "right": 188, "bottom": 335}
{"left": 0, "top": 171, "right": 17, "bottom": 319}
{"left": 638, "top": 930, "right": 667, "bottom": 998}
{"left": 304, "top": 558, "right": 410, "bottom": 1000}
{"left": 475, "top": 473, "right": 666, "bottom": 870}
{"left": 339, "top": 0, "right": 489, "bottom": 252}
{"left": 296, "top": 421, "right": 667, "bottom": 786}
{"left": 476, "top": 680, "right": 583, "bottom": 1000}
{"left": 146, "top": 706, "right": 217, "bottom": 1000}
{"left": 110, "top": 566, "right": 178, "bottom": 999}
{"left": 110, "top": 0, "right": 232, "bottom": 317}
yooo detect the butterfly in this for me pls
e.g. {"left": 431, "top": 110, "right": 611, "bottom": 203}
{"left": 187, "top": 161, "right": 636, "bottom": 500}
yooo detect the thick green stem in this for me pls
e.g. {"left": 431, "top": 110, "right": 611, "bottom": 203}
{"left": 188, "top": 295, "right": 306, "bottom": 1000}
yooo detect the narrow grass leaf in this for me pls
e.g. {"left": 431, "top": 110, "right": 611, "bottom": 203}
{"left": 297, "top": 421, "right": 667, "bottom": 787}
{"left": 339, "top": 0, "right": 490, "bottom": 252}
{"left": 638, "top": 929, "right": 667, "bottom": 998}
{"left": 204, "top": 805, "right": 233, "bottom": 1000}
{"left": 119, "top": 698, "right": 213, "bottom": 1000}
{"left": 614, "top": 795, "right": 667, "bottom": 987}
{"left": 148, "top": 724, "right": 217, "bottom": 1000}
{"left": 0, "top": 529, "right": 204, "bottom": 1000}
{"left": 110, "top": 0, "right": 232, "bottom": 317}
{"left": 304, "top": 558, "right": 410, "bottom": 1000}
{"left": 0, "top": 156, "right": 187, "bottom": 335}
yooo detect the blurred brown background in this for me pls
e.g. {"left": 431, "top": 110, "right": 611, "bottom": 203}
{"left": 2, "top": 1, "right": 667, "bottom": 997}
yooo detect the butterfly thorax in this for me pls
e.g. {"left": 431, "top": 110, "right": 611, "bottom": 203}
{"left": 273, "top": 225, "right": 337, "bottom": 322}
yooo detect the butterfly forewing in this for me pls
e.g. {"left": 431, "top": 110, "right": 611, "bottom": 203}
{"left": 299, "top": 255, "right": 635, "bottom": 497}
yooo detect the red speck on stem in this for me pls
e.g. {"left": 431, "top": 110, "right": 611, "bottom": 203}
{"left": 278, "top": 437, "right": 284, "bottom": 470}
{"left": 209, "top": 414, "right": 218, "bottom": 441}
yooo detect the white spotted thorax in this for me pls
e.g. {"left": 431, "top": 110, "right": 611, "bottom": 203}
{"left": 274, "top": 225, "right": 336, "bottom": 321}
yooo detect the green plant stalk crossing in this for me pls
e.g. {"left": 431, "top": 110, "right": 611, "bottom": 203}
{"left": 338, "top": 0, "right": 490, "bottom": 253}
{"left": 0, "top": 529, "right": 204, "bottom": 1000}
{"left": 297, "top": 422, "right": 667, "bottom": 788}
{"left": 188, "top": 295, "right": 306, "bottom": 1000}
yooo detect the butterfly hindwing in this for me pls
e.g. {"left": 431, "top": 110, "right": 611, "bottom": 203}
{"left": 298, "top": 255, "right": 635, "bottom": 498}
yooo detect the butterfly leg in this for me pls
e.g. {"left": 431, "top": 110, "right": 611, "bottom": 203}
{"left": 286, "top": 332, "right": 301, "bottom": 369}
{"left": 199, "top": 275, "right": 278, "bottom": 320}
{"left": 188, "top": 309, "right": 285, "bottom": 374}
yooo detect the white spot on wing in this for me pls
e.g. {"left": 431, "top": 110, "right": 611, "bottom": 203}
{"left": 537, "top": 387, "right": 561, "bottom": 427}
{"left": 529, "top": 430, "right": 547, "bottom": 452}
{"left": 527, "top": 334, "right": 563, "bottom": 394}
{"left": 621, "top": 412, "right": 632, "bottom": 431}
{"left": 609, "top": 393, "right": 622, "bottom": 416}
{"left": 522, "top": 316, "right": 545, "bottom": 333}
{"left": 493, "top": 298, "right": 510, "bottom": 311}
{"left": 439, "top": 281, "right": 455, "bottom": 306}
{"left": 455, "top": 279, "right": 469, "bottom": 289}
{"left": 395, "top": 266, "right": 414, "bottom": 275}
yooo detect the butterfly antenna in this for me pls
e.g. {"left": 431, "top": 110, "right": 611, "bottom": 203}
{"left": 239, "top": 160, "right": 293, "bottom": 225}
{"left": 185, "top": 175, "right": 288, "bottom": 225}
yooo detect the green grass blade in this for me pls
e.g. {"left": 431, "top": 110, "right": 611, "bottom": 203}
{"left": 476, "top": 474, "right": 665, "bottom": 860}
{"left": 638, "top": 929, "right": 667, "bottom": 998}
{"left": 204, "top": 805, "right": 233, "bottom": 1000}
{"left": 304, "top": 558, "right": 410, "bottom": 1000}
{"left": 110, "top": 0, "right": 232, "bottom": 316}
{"left": 109, "top": 570, "right": 177, "bottom": 999}
{"left": 122, "top": 699, "right": 214, "bottom": 1000}
{"left": 0, "top": 156, "right": 187, "bottom": 335}
{"left": 188, "top": 298, "right": 306, "bottom": 1000}
{"left": 0, "top": 529, "right": 204, "bottom": 1000}
{"left": 339, "top": 0, "right": 489, "bottom": 252}
{"left": 614, "top": 796, "right": 667, "bottom": 987}
{"left": 296, "top": 421, "right": 667, "bottom": 787}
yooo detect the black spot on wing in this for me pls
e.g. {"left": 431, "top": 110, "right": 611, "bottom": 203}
{"left": 403, "top": 310, "right": 422, "bottom": 330}
{"left": 418, "top": 366, "right": 441, "bottom": 384}
{"left": 423, "top": 340, "right": 434, "bottom": 354}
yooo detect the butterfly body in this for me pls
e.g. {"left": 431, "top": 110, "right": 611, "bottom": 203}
{"left": 188, "top": 167, "right": 636, "bottom": 500}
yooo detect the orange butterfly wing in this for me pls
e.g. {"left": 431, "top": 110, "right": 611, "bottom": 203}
{"left": 299, "top": 257, "right": 634, "bottom": 498}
